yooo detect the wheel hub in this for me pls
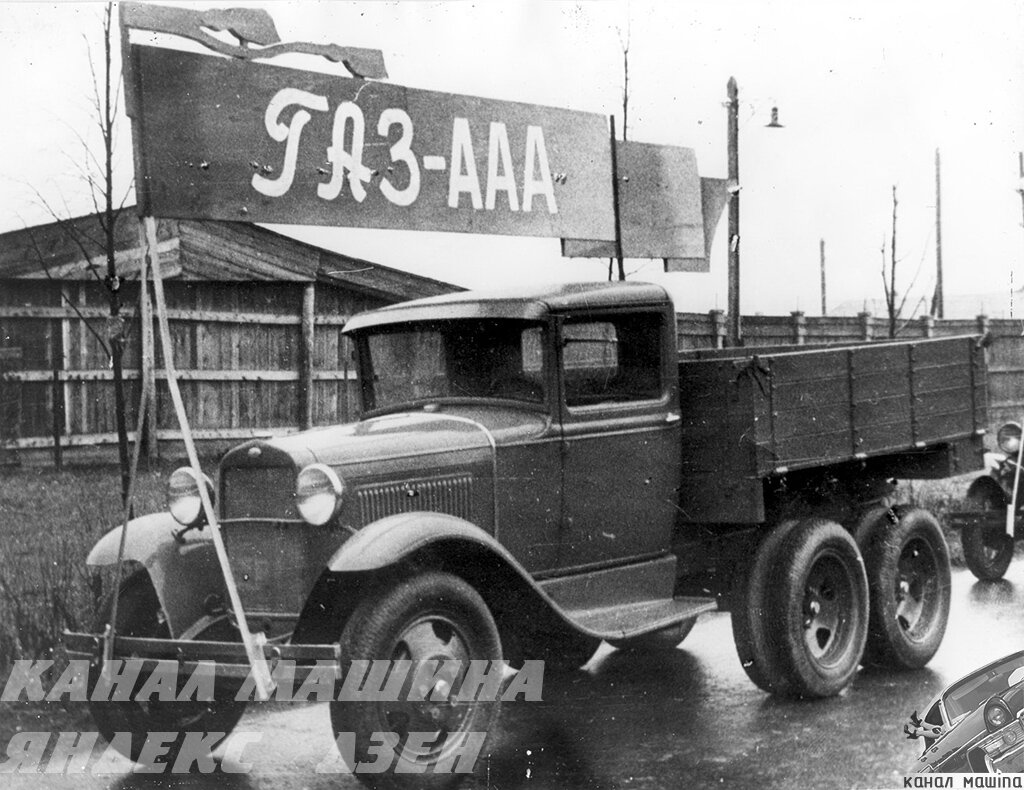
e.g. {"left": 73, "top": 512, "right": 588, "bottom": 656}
{"left": 801, "top": 555, "right": 854, "bottom": 662}
{"left": 377, "top": 615, "right": 475, "bottom": 763}
{"left": 894, "top": 537, "right": 937, "bottom": 635}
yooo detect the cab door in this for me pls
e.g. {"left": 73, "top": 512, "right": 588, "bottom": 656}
{"left": 556, "top": 308, "right": 681, "bottom": 569}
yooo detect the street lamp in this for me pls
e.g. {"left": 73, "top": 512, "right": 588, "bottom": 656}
{"left": 725, "top": 77, "right": 782, "bottom": 346}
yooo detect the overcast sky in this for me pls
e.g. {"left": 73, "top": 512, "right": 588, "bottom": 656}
{"left": 2, "top": 1, "right": 1022, "bottom": 317}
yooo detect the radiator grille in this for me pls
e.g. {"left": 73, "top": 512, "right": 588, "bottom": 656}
{"left": 356, "top": 474, "right": 473, "bottom": 525}
{"left": 222, "top": 466, "right": 297, "bottom": 520}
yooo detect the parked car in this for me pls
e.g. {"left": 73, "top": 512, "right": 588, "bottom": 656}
{"left": 947, "top": 423, "right": 1023, "bottom": 581}
{"left": 907, "top": 650, "right": 1024, "bottom": 772}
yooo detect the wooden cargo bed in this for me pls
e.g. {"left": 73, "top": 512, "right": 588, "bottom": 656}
{"left": 676, "top": 336, "right": 987, "bottom": 524}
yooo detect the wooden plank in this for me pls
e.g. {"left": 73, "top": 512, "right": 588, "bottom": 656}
{"left": 773, "top": 432, "right": 851, "bottom": 469}
{"left": 853, "top": 394, "right": 912, "bottom": 427}
{"left": 772, "top": 406, "right": 852, "bottom": 442}
{"left": 3, "top": 369, "right": 357, "bottom": 382}
{"left": 0, "top": 305, "right": 350, "bottom": 326}
{"left": 914, "top": 385, "right": 975, "bottom": 417}
{"left": 771, "top": 376, "right": 851, "bottom": 409}
{"left": 851, "top": 369, "right": 912, "bottom": 402}
{"left": 299, "top": 283, "right": 315, "bottom": 430}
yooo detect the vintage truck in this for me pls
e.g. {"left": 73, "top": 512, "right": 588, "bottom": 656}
{"left": 66, "top": 281, "right": 986, "bottom": 785}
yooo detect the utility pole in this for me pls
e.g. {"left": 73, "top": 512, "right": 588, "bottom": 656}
{"left": 1018, "top": 152, "right": 1024, "bottom": 248}
{"left": 934, "top": 148, "right": 944, "bottom": 318}
{"left": 820, "top": 238, "right": 827, "bottom": 315}
{"left": 726, "top": 77, "right": 740, "bottom": 346}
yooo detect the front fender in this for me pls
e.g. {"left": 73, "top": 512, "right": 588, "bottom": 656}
{"left": 323, "top": 512, "right": 607, "bottom": 642}
{"left": 327, "top": 511, "right": 517, "bottom": 572}
{"left": 85, "top": 513, "right": 223, "bottom": 638}
{"left": 87, "top": 512, "right": 189, "bottom": 567}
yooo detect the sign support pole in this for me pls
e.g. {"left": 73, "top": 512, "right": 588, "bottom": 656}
{"left": 140, "top": 215, "right": 275, "bottom": 701}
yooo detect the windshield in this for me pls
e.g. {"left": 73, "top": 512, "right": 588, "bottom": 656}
{"left": 361, "top": 319, "right": 545, "bottom": 411}
{"left": 943, "top": 652, "right": 1024, "bottom": 721}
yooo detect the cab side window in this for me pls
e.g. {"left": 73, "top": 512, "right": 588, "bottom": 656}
{"left": 562, "top": 313, "right": 663, "bottom": 406}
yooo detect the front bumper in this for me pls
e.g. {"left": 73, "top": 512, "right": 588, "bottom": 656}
{"left": 64, "top": 629, "right": 340, "bottom": 683}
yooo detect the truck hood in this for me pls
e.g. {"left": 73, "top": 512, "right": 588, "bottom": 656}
{"left": 223, "top": 406, "right": 551, "bottom": 470}
{"left": 218, "top": 406, "right": 553, "bottom": 530}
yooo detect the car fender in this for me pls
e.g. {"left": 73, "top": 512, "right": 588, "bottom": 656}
{"left": 324, "top": 512, "right": 604, "bottom": 640}
{"left": 86, "top": 513, "right": 223, "bottom": 638}
{"left": 327, "top": 511, "right": 519, "bottom": 572}
{"left": 968, "top": 473, "right": 1010, "bottom": 504}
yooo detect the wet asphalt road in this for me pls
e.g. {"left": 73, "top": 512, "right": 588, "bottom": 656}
{"left": 11, "top": 562, "right": 1024, "bottom": 790}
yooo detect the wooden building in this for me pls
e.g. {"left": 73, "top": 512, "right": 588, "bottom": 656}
{"left": 0, "top": 210, "right": 458, "bottom": 464}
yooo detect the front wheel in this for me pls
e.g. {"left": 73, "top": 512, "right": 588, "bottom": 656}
{"left": 962, "top": 478, "right": 1014, "bottom": 581}
{"left": 766, "top": 518, "right": 869, "bottom": 698}
{"left": 331, "top": 571, "right": 501, "bottom": 790}
{"left": 861, "top": 508, "right": 950, "bottom": 668}
{"left": 86, "top": 571, "right": 247, "bottom": 766}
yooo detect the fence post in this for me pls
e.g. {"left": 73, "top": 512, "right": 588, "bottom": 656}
{"left": 976, "top": 314, "right": 990, "bottom": 338}
{"left": 858, "top": 311, "right": 873, "bottom": 341}
{"left": 299, "top": 283, "right": 316, "bottom": 430}
{"left": 921, "top": 314, "right": 935, "bottom": 338}
{"left": 791, "top": 311, "right": 806, "bottom": 345}
{"left": 709, "top": 310, "right": 726, "bottom": 349}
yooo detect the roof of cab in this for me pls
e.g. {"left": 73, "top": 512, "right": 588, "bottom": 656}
{"left": 343, "top": 281, "right": 672, "bottom": 332}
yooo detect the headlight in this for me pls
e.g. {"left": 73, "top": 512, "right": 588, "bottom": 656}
{"left": 985, "top": 698, "right": 1012, "bottom": 732}
{"left": 167, "top": 467, "right": 214, "bottom": 527}
{"left": 998, "top": 423, "right": 1022, "bottom": 455}
{"left": 296, "top": 464, "right": 344, "bottom": 526}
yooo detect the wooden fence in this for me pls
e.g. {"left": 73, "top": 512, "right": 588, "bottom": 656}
{"left": 2, "top": 293, "right": 1024, "bottom": 463}
{"left": 0, "top": 279, "right": 389, "bottom": 460}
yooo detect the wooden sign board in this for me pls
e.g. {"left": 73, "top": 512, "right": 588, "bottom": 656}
{"left": 129, "top": 45, "right": 615, "bottom": 241}
{"left": 561, "top": 140, "right": 724, "bottom": 269}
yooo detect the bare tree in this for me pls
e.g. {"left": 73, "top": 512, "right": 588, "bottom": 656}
{"left": 26, "top": 3, "right": 133, "bottom": 500}
{"left": 880, "top": 184, "right": 929, "bottom": 338}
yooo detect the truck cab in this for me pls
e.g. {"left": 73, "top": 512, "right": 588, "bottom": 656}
{"left": 344, "top": 280, "right": 682, "bottom": 572}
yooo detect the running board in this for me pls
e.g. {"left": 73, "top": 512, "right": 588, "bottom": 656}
{"left": 565, "top": 596, "right": 718, "bottom": 641}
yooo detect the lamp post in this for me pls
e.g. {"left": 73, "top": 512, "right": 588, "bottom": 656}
{"left": 726, "top": 77, "right": 740, "bottom": 346}
{"left": 725, "top": 77, "right": 782, "bottom": 346}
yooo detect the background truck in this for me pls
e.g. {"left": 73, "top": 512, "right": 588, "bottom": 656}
{"left": 67, "top": 281, "right": 986, "bottom": 786}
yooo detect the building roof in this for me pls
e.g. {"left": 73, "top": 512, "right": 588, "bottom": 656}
{"left": 0, "top": 208, "right": 458, "bottom": 302}
{"left": 344, "top": 281, "right": 671, "bottom": 331}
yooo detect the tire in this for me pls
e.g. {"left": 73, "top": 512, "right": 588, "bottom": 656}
{"left": 731, "top": 519, "right": 801, "bottom": 694}
{"left": 962, "top": 478, "right": 1014, "bottom": 582}
{"left": 609, "top": 618, "right": 697, "bottom": 652}
{"left": 853, "top": 503, "right": 910, "bottom": 557}
{"left": 767, "top": 518, "right": 869, "bottom": 698}
{"left": 331, "top": 571, "right": 501, "bottom": 790}
{"left": 862, "top": 507, "right": 951, "bottom": 669}
{"left": 87, "top": 571, "right": 247, "bottom": 765}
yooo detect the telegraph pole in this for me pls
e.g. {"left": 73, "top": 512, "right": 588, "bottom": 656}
{"left": 934, "top": 148, "right": 944, "bottom": 318}
{"left": 726, "top": 77, "right": 740, "bottom": 345}
{"left": 820, "top": 238, "right": 827, "bottom": 315}
{"left": 1018, "top": 152, "right": 1024, "bottom": 247}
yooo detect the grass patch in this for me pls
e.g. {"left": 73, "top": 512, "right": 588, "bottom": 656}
{"left": 0, "top": 465, "right": 166, "bottom": 672}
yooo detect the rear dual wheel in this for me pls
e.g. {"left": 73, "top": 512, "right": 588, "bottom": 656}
{"left": 732, "top": 518, "right": 869, "bottom": 698}
{"left": 859, "top": 507, "right": 950, "bottom": 668}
